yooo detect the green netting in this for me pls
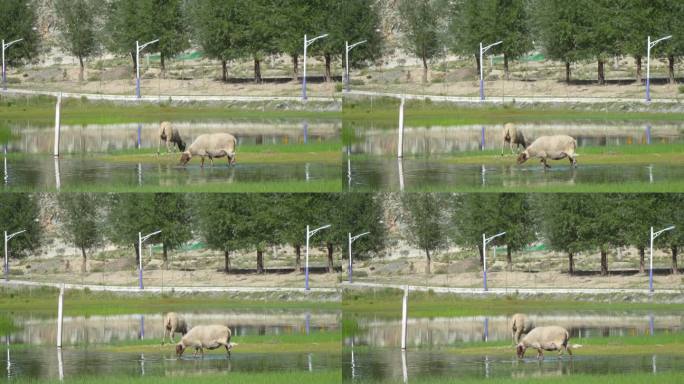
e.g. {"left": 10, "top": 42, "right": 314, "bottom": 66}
{"left": 147, "top": 50, "right": 204, "bottom": 62}
{"left": 493, "top": 243, "right": 547, "bottom": 252}
{"left": 151, "top": 241, "right": 206, "bottom": 252}
{"left": 491, "top": 53, "right": 545, "bottom": 64}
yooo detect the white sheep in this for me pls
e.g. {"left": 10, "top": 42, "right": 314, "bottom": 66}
{"left": 516, "top": 325, "right": 579, "bottom": 360}
{"left": 501, "top": 123, "right": 527, "bottom": 156}
{"left": 517, "top": 135, "right": 577, "bottom": 169}
{"left": 510, "top": 313, "right": 535, "bottom": 344}
{"left": 175, "top": 325, "right": 233, "bottom": 359}
{"left": 158, "top": 121, "right": 186, "bottom": 155}
{"left": 179, "top": 133, "right": 237, "bottom": 167}
{"left": 161, "top": 312, "right": 188, "bottom": 345}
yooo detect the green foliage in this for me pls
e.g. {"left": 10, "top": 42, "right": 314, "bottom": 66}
{"left": 54, "top": 0, "right": 100, "bottom": 72}
{"left": 398, "top": 0, "right": 443, "bottom": 81}
{"left": 401, "top": 193, "right": 449, "bottom": 273}
{"left": 57, "top": 193, "right": 105, "bottom": 270}
{"left": 0, "top": 193, "right": 41, "bottom": 259}
{"left": 0, "top": 0, "right": 39, "bottom": 65}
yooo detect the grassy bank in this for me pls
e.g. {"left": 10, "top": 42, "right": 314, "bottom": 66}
{"left": 0, "top": 287, "right": 340, "bottom": 316}
{"left": 354, "top": 372, "right": 682, "bottom": 384}
{"left": 9, "top": 370, "right": 339, "bottom": 384}
{"left": 343, "top": 97, "right": 684, "bottom": 126}
{"left": 0, "top": 95, "right": 340, "bottom": 125}
{"left": 343, "top": 289, "right": 684, "bottom": 318}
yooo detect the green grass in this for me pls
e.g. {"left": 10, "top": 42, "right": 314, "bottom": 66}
{"left": 342, "top": 289, "right": 684, "bottom": 319}
{"left": 343, "top": 97, "right": 684, "bottom": 127}
{"left": 7, "top": 370, "right": 340, "bottom": 384}
{"left": 0, "top": 313, "right": 19, "bottom": 335}
{"left": 101, "top": 148, "right": 340, "bottom": 165}
{"left": 354, "top": 372, "right": 683, "bottom": 384}
{"left": 0, "top": 287, "right": 340, "bottom": 316}
{"left": 0, "top": 96, "right": 340, "bottom": 125}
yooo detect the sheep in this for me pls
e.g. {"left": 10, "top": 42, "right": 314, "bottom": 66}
{"left": 161, "top": 312, "right": 188, "bottom": 345}
{"left": 517, "top": 135, "right": 577, "bottom": 169}
{"left": 501, "top": 123, "right": 527, "bottom": 156}
{"left": 179, "top": 133, "right": 237, "bottom": 167}
{"left": 510, "top": 313, "right": 535, "bottom": 344}
{"left": 175, "top": 325, "right": 233, "bottom": 359}
{"left": 158, "top": 121, "right": 187, "bottom": 155}
{"left": 516, "top": 325, "right": 576, "bottom": 360}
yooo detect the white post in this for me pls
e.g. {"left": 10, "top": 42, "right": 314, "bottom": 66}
{"left": 139, "top": 231, "right": 143, "bottom": 289}
{"left": 305, "top": 224, "right": 310, "bottom": 290}
{"left": 397, "top": 97, "right": 405, "bottom": 158}
{"left": 479, "top": 42, "right": 484, "bottom": 101}
{"left": 54, "top": 156, "right": 61, "bottom": 191}
{"left": 345, "top": 41, "right": 349, "bottom": 92}
{"left": 3, "top": 145, "right": 7, "bottom": 185}
{"left": 401, "top": 349, "right": 408, "bottom": 384}
{"left": 57, "top": 348, "right": 64, "bottom": 382}
{"left": 57, "top": 284, "right": 64, "bottom": 348}
{"left": 53, "top": 93, "right": 61, "bottom": 157}
{"left": 136, "top": 41, "right": 140, "bottom": 99}
{"left": 1, "top": 39, "right": 4, "bottom": 91}
{"left": 649, "top": 225, "right": 675, "bottom": 293}
{"left": 482, "top": 233, "right": 487, "bottom": 291}
{"left": 3, "top": 231, "right": 7, "bottom": 281}
{"left": 398, "top": 158, "right": 405, "bottom": 192}
{"left": 348, "top": 232, "right": 352, "bottom": 283}
{"left": 302, "top": 34, "right": 307, "bottom": 101}
{"left": 401, "top": 285, "right": 408, "bottom": 350}
{"left": 646, "top": 35, "right": 672, "bottom": 102}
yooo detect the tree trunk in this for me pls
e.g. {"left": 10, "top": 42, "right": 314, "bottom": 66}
{"left": 668, "top": 55, "right": 675, "bottom": 84}
{"left": 78, "top": 56, "right": 84, "bottom": 82}
{"left": 295, "top": 244, "right": 301, "bottom": 271}
{"left": 672, "top": 246, "right": 679, "bottom": 275}
{"left": 639, "top": 247, "right": 645, "bottom": 274}
{"left": 256, "top": 250, "right": 264, "bottom": 273}
{"left": 160, "top": 53, "right": 166, "bottom": 73}
{"left": 477, "top": 244, "right": 483, "bottom": 267}
{"left": 254, "top": 58, "right": 262, "bottom": 84}
{"left": 568, "top": 252, "right": 575, "bottom": 275}
{"left": 133, "top": 243, "right": 140, "bottom": 266}
{"left": 598, "top": 59, "right": 605, "bottom": 85}
{"left": 635, "top": 55, "right": 642, "bottom": 84}
{"left": 327, "top": 243, "right": 334, "bottom": 273}
{"left": 224, "top": 249, "right": 231, "bottom": 273}
{"left": 506, "top": 245, "right": 512, "bottom": 269}
{"left": 80, "top": 246, "right": 87, "bottom": 273}
{"left": 292, "top": 54, "right": 299, "bottom": 81}
{"left": 422, "top": 56, "right": 428, "bottom": 83}
{"left": 600, "top": 249, "right": 608, "bottom": 276}
{"left": 130, "top": 51, "right": 137, "bottom": 75}
{"left": 503, "top": 54, "right": 509, "bottom": 80}
{"left": 162, "top": 243, "right": 168, "bottom": 264}
{"left": 565, "top": 61, "right": 571, "bottom": 83}
{"left": 475, "top": 54, "right": 481, "bottom": 75}
{"left": 324, "top": 53, "right": 332, "bottom": 82}
{"left": 425, "top": 248, "right": 431, "bottom": 274}
{"left": 221, "top": 59, "right": 227, "bottom": 82}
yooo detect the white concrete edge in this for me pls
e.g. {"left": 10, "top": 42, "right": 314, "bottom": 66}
{"left": 341, "top": 281, "right": 683, "bottom": 295}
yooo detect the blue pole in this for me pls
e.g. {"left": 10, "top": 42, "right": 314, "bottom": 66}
{"left": 305, "top": 312, "right": 310, "bottom": 336}
{"left": 140, "top": 315, "right": 145, "bottom": 339}
{"left": 483, "top": 269, "right": 487, "bottom": 291}
{"left": 649, "top": 314, "right": 654, "bottom": 336}
{"left": 137, "top": 123, "right": 142, "bottom": 149}
{"left": 646, "top": 77, "right": 650, "bottom": 102}
{"left": 483, "top": 317, "right": 489, "bottom": 341}
{"left": 646, "top": 125, "right": 651, "bottom": 144}
{"left": 479, "top": 79, "right": 484, "bottom": 101}
{"left": 481, "top": 127, "right": 485, "bottom": 150}
{"left": 303, "top": 122, "right": 308, "bottom": 144}
{"left": 136, "top": 76, "right": 141, "bottom": 99}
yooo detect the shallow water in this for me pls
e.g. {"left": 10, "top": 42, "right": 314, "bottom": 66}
{"left": 346, "top": 157, "right": 684, "bottom": 191}
{"left": 2, "top": 310, "right": 340, "bottom": 380}
{"left": 343, "top": 312, "right": 684, "bottom": 381}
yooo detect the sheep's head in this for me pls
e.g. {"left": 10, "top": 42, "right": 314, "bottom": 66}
{"left": 179, "top": 151, "right": 192, "bottom": 166}
{"left": 175, "top": 343, "right": 186, "bottom": 357}
{"left": 516, "top": 343, "right": 526, "bottom": 359}
{"left": 516, "top": 151, "right": 529, "bottom": 164}
{"left": 178, "top": 141, "right": 187, "bottom": 152}
{"left": 230, "top": 155, "right": 236, "bottom": 165}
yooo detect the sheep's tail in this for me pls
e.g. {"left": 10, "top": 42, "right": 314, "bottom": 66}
{"left": 570, "top": 344, "right": 583, "bottom": 349}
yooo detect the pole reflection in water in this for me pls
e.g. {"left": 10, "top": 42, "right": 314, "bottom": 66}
{"left": 484, "top": 355, "right": 490, "bottom": 379}
{"left": 481, "top": 164, "right": 486, "bottom": 186}
{"left": 138, "top": 163, "right": 142, "bottom": 187}
{"left": 139, "top": 315, "right": 145, "bottom": 340}
{"left": 54, "top": 157, "right": 61, "bottom": 190}
{"left": 305, "top": 163, "right": 310, "bottom": 181}
{"left": 6, "top": 336, "right": 10, "bottom": 381}
{"left": 350, "top": 339, "right": 356, "bottom": 380}
{"left": 347, "top": 146, "right": 352, "bottom": 187}
{"left": 137, "top": 123, "right": 142, "bottom": 149}
{"left": 140, "top": 353, "right": 145, "bottom": 376}
{"left": 303, "top": 121, "right": 308, "bottom": 144}
{"left": 652, "top": 355, "right": 657, "bottom": 374}
{"left": 397, "top": 158, "right": 404, "bottom": 192}
{"left": 648, "top": 165, "right": 654, "bottom": 184}
{"left": 483, "top": 317, "right": 489, "bottom": 342}
{"left": 649, "top": 314, "right": 655, "bottom": 336}
{"left": 57, "top": 346, "right": 64, "bottom": 382}
{"left": 305, "top": 312, "right": 311, "bottom": 336}
{"left": 401, "top": 350, "right": 408, "bottom": 384}
{"left": 3, "top": 145, "right": 7, "bottom": 185}
{"left": 308, "top": 353, "right": 312, "bottom": 372}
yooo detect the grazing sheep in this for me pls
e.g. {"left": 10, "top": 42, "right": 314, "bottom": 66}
{"left": 510, "top": 313, "right": 535, "bottom": 344}
{"left": 179, "top": 133, "right": 237, "bottom": 167}
{"left": 501, "top": 123, "right": 527, "bottom": 156}
{"left": 516, "top": 325, "right": 575, "bottom": 360}
{"left": 161, "top": 312, "right": 188, "bottom": 345}
{"left": 517, "top": 135, "right": 577, "bottom": 169}
{"left": 158, "top": 121, "right": 187, "bottom": 155}
{"left": 175, "top": 325, "right": 233, "bottom": 359}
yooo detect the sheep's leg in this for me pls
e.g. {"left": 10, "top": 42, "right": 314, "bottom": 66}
{"left": 170, "top": 326, "right": 175, "bottom": 342}
{"left": 209, "top": 156, "right": 214, "bottom": 167}
{"left": 161, "top": 328, "right": 167, "bottom": 345}
{"left": 224, "top": 343, "right": 231, "bottom": 358}
{"left": 200, "top": 157, "right": 205, "bottom": 168}
{"left": 537, "top": 349, "right": 544, "bottom": 360}
{"left": 541, "top": 158, "right": 550, "bottom": 169}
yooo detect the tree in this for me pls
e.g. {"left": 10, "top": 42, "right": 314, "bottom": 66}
{"left": 104, "top": 0, "right": 156, "bottom": 72}
{"left": 496, "top": 194, "right": 537, "bottom": 269}
{"left": 240, "top": 194, "right": 282, "bottom": 273}
{"left": 656, "top": 194, "right": 684, "bottom": 274}
{"left": 232, "top": 0, "right": 280, "bottom": 83}
{"left": 55, "top": 0, "right": 100, "bottom": 82}
{"left": 277, "top": 194, "right": 317, "bottom": 270}
{"left": 651, "top": 0, "right": 684, "bottom": 84}
{"left": 150, "top": 0, "right": 189, "bottom": 73}
{"left": 451, "top": 194, "right": 502, "bottom": 268}
{"left": 58, "top": 193, "right": 103, "bottom": 272}
{"left": 398, "top": 0, "right": 442, "bottom": 83}
{"left": 0, "top": 0, "right": 40, "bottom": 66}
{"left": 583, "top": 194, "right": 626, "bottom": 276}
{"left": 492, "top": 0, "right": 533, "bottom": 80}
{"left": 152, "top": 193, "right": 193, "bottom": 265}
{"left": 533, "top": 0, "right": 591, "bottom": 83}
{"left": 402, "top": 193, "right": 448, "bottom": 274}
{"left": 616, "top": 0, "right": 658, "bottom": 83}
{"left": 448, "top": 0, "right": 497, "bottom": 75}
{"left": 581, "top": 0, "right": 623, "bottom": 85}
{"left": 0, "top": 193, "right": 41, "bottom": 263}
{"left": 620, "top": 194, "right": 660, "bottom": 273}
{"left": 274, "top": 0, "right": 312, "bottom": 81}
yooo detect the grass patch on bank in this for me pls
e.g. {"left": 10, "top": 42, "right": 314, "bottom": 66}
{"left": 342, "top": 289, "right": 684, "bottom": 318}
{"left": 0, "top": 314, "right": 19, "bottom": 335}
{"left": 0, "top": 287, "right": 340, "bottom": 316}
{"left": 8, "top": 370, "right": 340, "bottom": 384}
{"left": 343, "top": 97, "right": 684, "bottom": 126}
{"left": 354, "top": 372, "right": 683, "bottom": 384}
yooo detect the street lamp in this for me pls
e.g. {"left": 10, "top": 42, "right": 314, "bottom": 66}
{"left": 138, "top": 230, "right": 161, "bottom": 289}
{"left": 305, "top": 224, "right": 330, "bottom": 290}
{"left": 646, "top": 35, "right": 671, "bottom": 102}
{"left": 2, "top": 38, "right": 23, "bottom": 91}
{"left": 345, "top": 40, "right": 366, "bottom": 92}
{"left": 302, "top": 34, "right": 328, "bottom": 101}
{"left": 479, "top": 41, "right": 502, "bottom": 101}
{"left": 4, "top": 229, "right": 26, "bottom": 281}
{"left": 649, "top": 225, "right": 674, "bottom": 292}
{"left": 348, "top": 231, "right": 370, "bottom": 283}
{"left": 482, "top": 231, "right": 505, "bottom": 291}
{"left": 136, "top": 39, "right": 159, "bottom": 99}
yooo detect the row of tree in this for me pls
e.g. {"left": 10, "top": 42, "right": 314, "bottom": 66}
{"left": 399, "top": 0, "right": 684, "bottom": 84}
{"left": 0, "top": 193, "right": 385, "bottom": 274}
{"left": 402, "top": 193, "right": 683, "bottom": 275}
{"left": 0, "top": 0, "right": 383, "bottom": 83}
